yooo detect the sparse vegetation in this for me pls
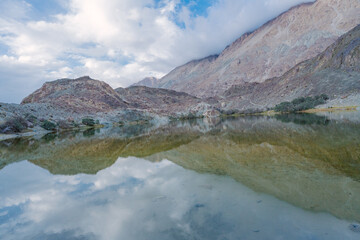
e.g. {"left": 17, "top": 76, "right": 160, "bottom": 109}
{"left": 0, "top": 117, "right": 28, "bottom": 133}
{"left": 72, "top": 121, "right": 80, "bottom": 128}
{"left": 221, "top": 109, "right": 240, "bottom": 115}
{"left": 221, "top": 108, "right": 265, "bottom": 117}
{"left": 25, "top": 114, "right": 38, "bottom": 124}
{"left": 41, "top": 120, "right": 57, "bottom": 131}
{"left": 57, "top": 120, "right": 72, "bottom": 129}
{"left": 274, "top": 94, "right": 329, "bottom": 113}
{"left": 178, "top": 112, "right": 200, "bottom": 120}
{"left": 42, "top": 133, "right": 57, "bottom": 142}
{"left": 82, "top": 118, "right": 95, "bottom": 126}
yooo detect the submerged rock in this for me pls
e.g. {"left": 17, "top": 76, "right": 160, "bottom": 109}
{"left": 349, "top": 223, "right": 360, "bottom": 233}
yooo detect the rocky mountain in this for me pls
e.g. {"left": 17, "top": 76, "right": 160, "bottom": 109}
{"left": 115, "top": 86, "right": 203, "bottom": 114}
{"left": 222, "top": 24, "right": 360, "bottom": 111}
{"left": 14, "top": 22, "right": 360, "bottom": 123}
{"left": 22, "top": 76, "right": 128, "bottom": 113}
{"left": 130, "top": 77, "right": 160, "bottom": 88}
{"left": 153, "top": 0, "right": 360, "bottom": 98}
{"left": 18, "top": 76, "right": 210, "bottom": 120}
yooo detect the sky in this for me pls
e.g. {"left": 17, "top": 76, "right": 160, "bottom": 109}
{"left": 0, "top": 0, "right": 314, "bottom": 103}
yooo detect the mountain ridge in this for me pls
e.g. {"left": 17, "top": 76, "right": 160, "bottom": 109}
{"left": 152, "top": 0, "right": 360, "bottom": 97}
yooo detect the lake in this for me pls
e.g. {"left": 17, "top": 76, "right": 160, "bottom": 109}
{"left": 0, "top": 112, "right": 360, "bottom": 240}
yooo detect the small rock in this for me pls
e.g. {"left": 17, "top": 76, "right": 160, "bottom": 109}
{"left": 349, "top": 223, "right": 360, "bottom": 233}
{"left": 194, "top": 204, "right": 205, "bottom": 208}
{"left": 27, "top": 121, "right": 34, "bottom": 128}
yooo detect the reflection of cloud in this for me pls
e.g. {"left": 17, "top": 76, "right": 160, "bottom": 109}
{"left": 0, "top": 157, "right": 358, "bottom": 240}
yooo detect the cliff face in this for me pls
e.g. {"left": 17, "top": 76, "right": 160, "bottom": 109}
{"left": 154, "top": 0, "right": 360, "bottom": 98}
{"left": 21, "top": 76, "right": 128, "bottom": 113}
{"left": 222, "top": 24, "right": 360, "bottom": 110}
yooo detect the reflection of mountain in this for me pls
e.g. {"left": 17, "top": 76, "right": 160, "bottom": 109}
{"left": 1, "top": 115, "right": 360, "bottom": 222}
{"left": 0, "top": 124, "right": 202, "bottom": 174}
{"left": 147, "top": 117, "right": 360, "bottom": 222}
{"left": 275, "top": 113, "right": 330, "bottom": 125}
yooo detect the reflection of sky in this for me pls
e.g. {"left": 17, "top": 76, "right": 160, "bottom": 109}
{"left": 0, "top": 158, "right": 358, "bottom": 240}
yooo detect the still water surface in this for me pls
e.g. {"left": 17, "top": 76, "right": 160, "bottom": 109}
{"left": 0, "top": 112, "right": 359, "bottom": 240}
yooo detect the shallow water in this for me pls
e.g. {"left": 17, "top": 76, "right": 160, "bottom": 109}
{"left": 0, "top": 113, "right": 359, "bottom": 240}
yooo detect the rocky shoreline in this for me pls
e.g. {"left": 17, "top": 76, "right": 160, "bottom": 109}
{"left": 1, "top": 96, "right": 359, "bottom": 142}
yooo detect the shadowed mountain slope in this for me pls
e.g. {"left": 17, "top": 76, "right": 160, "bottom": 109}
{"left": 115, "top": 86, "right": 203, "bottom": 114}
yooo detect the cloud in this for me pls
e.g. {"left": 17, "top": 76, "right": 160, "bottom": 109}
{"left": 0, "top": 0, "right": 314, "bottom": 103}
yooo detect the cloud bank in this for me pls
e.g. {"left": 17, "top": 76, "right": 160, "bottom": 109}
{"left": 0, "top": 0, "right": 314, "bottom": 103}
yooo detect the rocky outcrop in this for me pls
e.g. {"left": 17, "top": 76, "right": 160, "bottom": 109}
{"left": 20, "top": 76, "right": 209, "bottom": 117}
{"left": 115, "top": 86, "right": 207, "bottom": 115}
{"left": 22, "top": 76, "right": 128, "bottom": 113}
{"left": 0, "top": 77, "right": 214, "bottom": 138}
{"left": 222, "top": 24, "right": 360, "bottom": 111}
{"left": 130, "top": 77, "right": 160, "bottom": 88}
{"left": 153, "top": 0, "right": 360, "bottom": 98}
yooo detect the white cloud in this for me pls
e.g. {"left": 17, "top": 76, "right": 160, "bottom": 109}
{"left": 0, "top": 0, "right": 314, "bottom": 103}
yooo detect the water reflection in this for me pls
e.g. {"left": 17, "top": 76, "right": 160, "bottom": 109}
{"left": 0, "top": 158, "right": 358, "bottom": 240}
{"left": 275, "top": 113, "right": 330, "bottom": 125}
{"left": 0, "top": 112, "right": 360, "bottom": 239}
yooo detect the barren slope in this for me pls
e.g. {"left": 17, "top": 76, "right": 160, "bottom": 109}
{"left": 155, "top": 0, "right": 360, "bottom": 97}
{"left": 22, "top": 76, "right": 128, "bottom": 113}
{"left": 115, "top": 86, "right": 202, "bottom": 114}
{"left": 222, "top": 24, "right": 360, "bottom": 110}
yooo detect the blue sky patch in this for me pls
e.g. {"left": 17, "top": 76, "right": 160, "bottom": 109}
{"left": 151, "top": 0, "right": 218, "bottom": 28}
{"left": 0, "top": 43, "right": 10, "bottom": 55}
{"left": 26, "top": 0, "right": 67, "bottom": 21}
{"left": 179, "top": 0, "right": 217, "bottom": 17}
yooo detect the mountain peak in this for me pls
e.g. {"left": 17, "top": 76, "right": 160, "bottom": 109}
{"left": 131, "top": 77, "right": 160, "bottom": 88}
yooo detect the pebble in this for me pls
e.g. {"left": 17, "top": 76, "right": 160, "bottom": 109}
{"left": 349, "top": 223, "right": 360, "bottom": 233}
